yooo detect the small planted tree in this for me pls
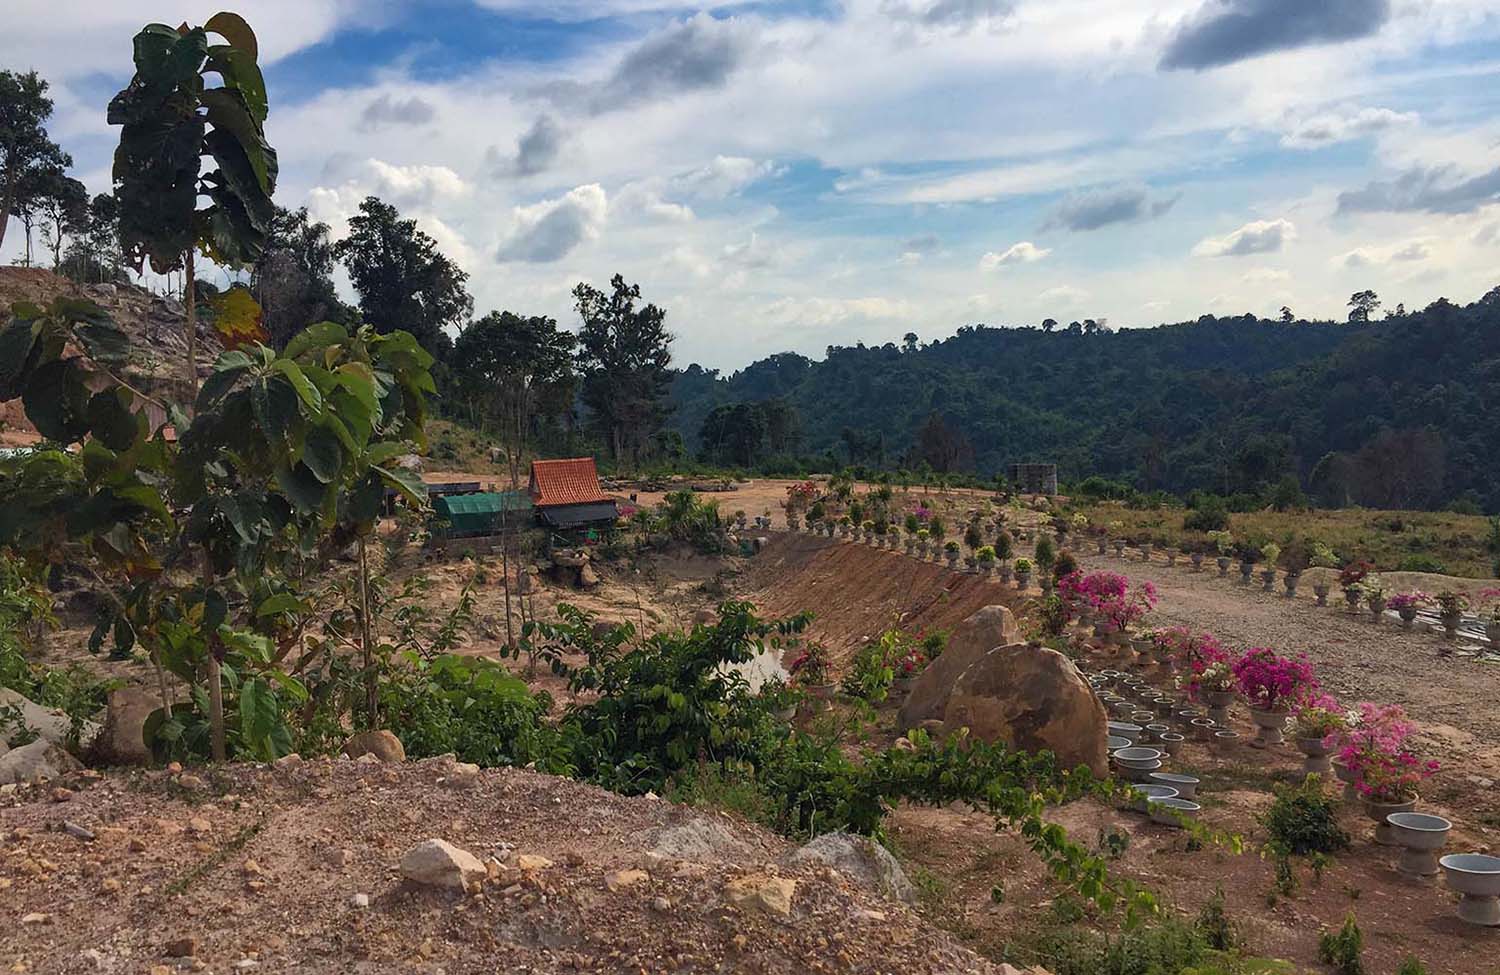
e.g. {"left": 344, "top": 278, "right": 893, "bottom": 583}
{"left": 109, "top": 11, "right": 278, "bottom": 404}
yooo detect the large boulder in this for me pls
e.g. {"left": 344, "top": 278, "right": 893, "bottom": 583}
{"left": 342, "top": 730, "right": 406, "bottom": 763}
{"left": 784, "top": 832, "right": 914, "bottom": 903}
{"left": 0, "top": 688, "right": 99, "bottom": 750}
{"left": 941, "top": 643, "right": 1107, "bottom": 777}
{"left": 0, "top": 739, "right": 83, "bottom": 785}
{"left": 897, "top": 606, "right": 1021, "bottom": 731}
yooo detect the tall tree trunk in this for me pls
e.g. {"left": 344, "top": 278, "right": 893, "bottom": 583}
{"left": 0, "top": 165, "right": 16, "bottom": 253}
{"left": 204, "top": 556, "right": 226, "bottom": 761}
{"left": 184, "top": 249, "right": 199, "bottom": 411}
{"left": 357, "top": 534, "right": 378, "bottom": 730}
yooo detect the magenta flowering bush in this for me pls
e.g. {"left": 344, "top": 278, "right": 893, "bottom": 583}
{"left": 1330, "top": 702, "right": 1438, "bottom": 803}
{"left": 1290, "top": 691, "right": 1346, "bottom": 739}
{"left": 1386, "top": 591, "right": 1432, "bottom": 613}
{"left": 1231, "top": 647, "right": 1318, "bottom": 711}
{"left": 1169, "top": 630, "right": 1232, "bottom": 701}
{"left": 1057, "top": 571, "right": 1155, "bottom": 631}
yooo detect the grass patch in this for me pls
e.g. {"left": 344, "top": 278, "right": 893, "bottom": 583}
{"left": 164, "top": 817, "right": 265, "bottom": 897}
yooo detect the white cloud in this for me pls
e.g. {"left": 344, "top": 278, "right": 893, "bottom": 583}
{"left": 1038, "top": 284, "right": 1090, "bottom": 305}
{"left": 1279, "top": 105, "right": 1418, "bottom": 149}
{"left": 671, "top": 156, "right": 783, "bottom": 198}
{"left": 1192, "top": 219, "right": 1297, "bottom": 257}
{"left": 1241, "top": 267, "right": 1290, "bottom": 284}
{"left": 495, "top": 184, "right": 609, "bottom": 263}
{"left": 980, "top": 241, "right": 1051, "bottom": 268}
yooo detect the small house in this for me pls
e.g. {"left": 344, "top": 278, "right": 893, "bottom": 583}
{"left": 431, "top": 491, "right": 532, "bottom": 539}
{"left": 528, "top": 458, "right": 619, "bottom": 529}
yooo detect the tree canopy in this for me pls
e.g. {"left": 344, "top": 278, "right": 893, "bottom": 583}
{"left": 0, "top": 69, "right": 70, "bottom": 254}
{"left": 573, "top": 274, "right": 673, "bottom": 466}
{"left": 333, "top": 196, "right": 471, "bottom": 361}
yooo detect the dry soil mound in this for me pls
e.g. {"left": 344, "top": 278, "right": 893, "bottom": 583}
{"left": 0, "top": 755, "right": 1009, "bottom": 974}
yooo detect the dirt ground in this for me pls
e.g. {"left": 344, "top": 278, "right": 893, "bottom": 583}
{"left": 0, "top": 757, "right": 1007, "bottom": 975}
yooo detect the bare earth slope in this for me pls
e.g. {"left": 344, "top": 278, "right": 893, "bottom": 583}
{"left": 1, "top": 755, "right": 1007, "bottom": 975}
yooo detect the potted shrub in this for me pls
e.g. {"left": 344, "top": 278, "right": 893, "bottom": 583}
{"left": 1112, "top": 538, "right": 1126, "bottom": 558}
{"left": 1258, "top": 543, "right": 1281, "bottom": 591}
{"left": 976, "top": 545, "right": 996, "bottom": 576}
{"left": 1290, "top": 692, "right": 1346, "bottom": 776}
{"left": 1388, "top": 590, "right": 1432, "bottom": 628}
{"left": 1436, "top": 590, "right": 1469, "bottom": 644}
{"left": 1280, "top": 542, "right": 1308, "bottom": 598}
{"left": 1139, "top": 537, "right": 1153, "bottom": 562}
{"left": 760, "top": 676, "right": 802, "bottom": 722}
{"left": 734, "top": 510, "right": 748, "bottom": 530}
{"left": 838, "top": 516, "right": 852, "bottom": 538}
{"left": 1034, "top": 534, "right": 1056, "bottom": 577}
{"left": 964, "top": 521, "right": 985, "bottom": 556}
{"left": 1333, "top": 702, "right": 1439, "bottom": 844}
{"left": 916, "top": 528, "right": 931, "bottom": 559}
{"left": 1232, "top": 647, "right": 1318, "bottom": 749}
{"left": 1188, "top": 543, "right": 1205, "bottom": 572}
{"left": 861, "top": 519, "right": 875, "bottom": 544}
{"left": 1340, "top": 561, "right": 1371, "bottom": 612}
{"left": 1014, "top": 557, "right": 1033, "bottom": 590}
{"left": 1208, "top": 530, "right": 1234, "bottom": 577}
{"left": 1096, "top": 535, "right": 1108, "bottom": 556}
{"left": 891, "top": 644, "right": 929, "bottom": 696}
{"left": 789, "top": 641, "right": 835, "bottom": 710}
{"left": 1482, "top": 588, "right": 1500, "bottom": 645}
{"left": 903, "top": 530, "right": 918, "bottom": 556}
{"left": 1236, "top": 543, "right": 1258, "bottom": 585}
{"left": 944, "top": 540, "right": 961, "bottom": 570}
{"left": 1363, "top": 576, "right": 1388, "bottom": 622}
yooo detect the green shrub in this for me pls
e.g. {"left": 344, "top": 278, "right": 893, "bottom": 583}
{"left": 1034, "top": 535, "right": 1056, "bottom": 570}
{"left": 1196, "top": 887, "right": 1239, "bottom": 951}
{"left": 1260, "top": 777, "right": 1349, "bottom": 855}
{"left": 841, "top": 638, "right": 895, "bottom": 703}
{"left": 1184, "top": 500, "right": 1230, "bottom": 533}
{"left": 1394, "top": 554, "right": 1447, "bottom": 574}
{"left": 1396, "top": 955, "right": 1427, "bottom": 975}
{"left": 1317, "top": 914, "right": 1365, "bottom": 975}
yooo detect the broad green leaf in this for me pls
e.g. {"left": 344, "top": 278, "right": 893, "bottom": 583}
{"left": 201, "top": 88, "right": 277, "bottom": 196}
{"left": 204, "top": 283, "right": 268, "bottom": 349}
{"left": 204, "top": 11, "right": 259, "bottom": 60}
{"left": 205, "top": 45, "right": 267, "bottom": 123}
{"left": 0, "top": 320, "right": 40, "bottom": 399}
{"left": 270, "top": 359, "right": 323, "bottom": 416}
{"left": 376, "top": 465, "right": 428, "bottom": 508}
{"left": 301, "top": 423, "right": 343, "bottom": 484}
{"left": 363, "top": 441, "right": 409, "bottom": 468}
{"left": 86, "top": 388, "right": 140, "bottom": 451}
{"left": 251, "top": 374, "right": 301, "bottom": 445}
{"left": 255, "top": 593, "right": 308, "bottom": 618}
{"left": 275, "top": 462, "right": 327, "bottom": 515}
{"left": 283, "top": 322, "right": 348, "bottom": 361}
{"left": 74, "top": 318, "right": 130, "bottom": 366}
{"left": 23, "top": 359, "right": 91, "bottom": 442}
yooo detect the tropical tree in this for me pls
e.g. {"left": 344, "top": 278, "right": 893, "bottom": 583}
{"left": 0, "top": 294, "right": 432, "bottom": 758}
{"left": 108, "top": 11, "right": 278, "bottom": 404}
{"left": 333, "top": 196, "right": 472, "bottom": 361}
{"left": 573, "top": 275, "right": 673, "bottom": 466}
{"left": 37, "top": 174, "right": 88, "bottom": 270}
{"left": 451, "top": 310, "right": 575, "bottom": 486}
{"left": 1347, "top": 290, "right": 1380, "bottom": 324}
{"left": 252, "top": 206, "right": 357, "bottom": 348}
{"left": 0, "top": 69, "right": 70, "bottom": 253}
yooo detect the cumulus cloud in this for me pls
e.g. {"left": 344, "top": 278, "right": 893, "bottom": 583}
{"left": 1192, "top": 219, "right": 1297, "bottom": 257}
{"left": 1391, "top": 240, "right": 1431, "bottom": 262}
{"left": 487, "top": 116, "right": 566, "bottom": 179}
{"left": 495, "top": 184, "right": 608, "bottom": 263}
{"left": 357, "top": 94, "right": 437, "bottom": 131}
{"left": 1476, "top": 223, "right": 1500, "bottom": 246}
{"left": 1044, "top": 185, "right": 1178, "bottom": 232}
{"left": 980, "top": 241, "right": 1050, "bottom": 268}
{"left": 560, "top": 13, "right": 759, "bottom": 115}
{"left": 723, "top": 232, "right": 775, "bottom": 270}
{"left": 1241, "top": 267, "right": 1290, "bottom": 284}
{"left": 1279, "top": 106, "right": 1417, "bottom": 149}
{"left": 670, "top": 156, "right": 782, "bottom": 199}
{"left": 1038, "top": 285, "right": 1089, "bottom": 305}
{"left": 1160, "top": 0, "right": 1391, "bottom": 71}
{"left": 1340, "top": 240, "right": 1432, "bottom": 267}
{"left": 881, "top": 0, "right": 1015, "bottom": 29}
{"left": 307, "top": 159, "right": 468, "bottom": 227}
{"left": 1336, "top": 164, "right": 1500, "bottom": 215}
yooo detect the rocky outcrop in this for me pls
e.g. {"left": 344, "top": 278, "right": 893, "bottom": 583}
{"left": 941, "top": 643, "right": 1108, "bottom": 777}
{"left": 0, "top": 688, "right": 99, "bottom": 751}
{"left": 898, "top": 605, "right": 1021, "bottom": 731}
{"left": 785, "top": 832, "right": 914, "bottom": 902}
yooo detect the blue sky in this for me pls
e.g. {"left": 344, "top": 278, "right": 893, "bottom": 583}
{"left": 5, "top": 0, "right": 1500, "bottom": 369}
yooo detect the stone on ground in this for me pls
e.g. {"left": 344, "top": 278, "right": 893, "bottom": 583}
{"left": 942, "top": 643, "right": 1107, "bottom": 776}
{"left": 724, "top": 874, "right": 796, "bottom": 916}
{"left": 784, "top": 832, "right": 914, "bottom": 902}
{"left": 341, "top": 730, "right": 406, "bottom": 763}
{"left": 91, "top": 687, "right": 158, "bottom": 765}
{"left": 399, "top": 838, "right": 486, "bottom": 889}
{"left": 0, "top": 739, "right": 83, "bottom": 786}
{"left": 898, "top": 606, "right": 1021, "bottom": 731}
{"left": 0, "top": 688, "right": 100, "bottom": 750}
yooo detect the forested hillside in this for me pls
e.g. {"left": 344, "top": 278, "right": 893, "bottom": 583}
{"left": 670, "top": 288, "right": 1500, "bottom": 511}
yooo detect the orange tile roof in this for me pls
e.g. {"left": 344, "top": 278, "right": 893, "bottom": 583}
{"left": 528, "top": 458, "right": 610, "bottom": 507}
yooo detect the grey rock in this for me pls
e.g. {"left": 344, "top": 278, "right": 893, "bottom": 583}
{"left": 785, "top": 832, "right": 914, "bottom": 903}
{"left": 0, "top": 739, "right": 83, "bottom": 785}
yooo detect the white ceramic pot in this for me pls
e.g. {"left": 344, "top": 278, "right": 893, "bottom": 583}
{"left": 1296, "top": 736, "right": 1333, "bottom": 775}
{"left": 1247, "top": 707, "right": 1288, "bottom": 748}
{"left": 1388, "top": 812, "right": 1451, "bottom": 877}
{"left": 1441, "top": 853, "right": 1500, "bottom": 926}
{"left": 1363, "top": 796, "right": 1418, "bottom": 845}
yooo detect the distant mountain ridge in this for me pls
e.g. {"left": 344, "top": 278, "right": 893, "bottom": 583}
{"left": 669, "top": 288, "right": 1500, "bottom": 510}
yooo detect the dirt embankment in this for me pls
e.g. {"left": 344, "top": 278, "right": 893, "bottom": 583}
{"left": 0, "top": 756, "right": 1011, "bottom": 975}
{"left": 741, "top": 534, "right": 1031, "bottom": 667}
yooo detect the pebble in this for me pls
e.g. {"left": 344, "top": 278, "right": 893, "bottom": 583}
{"left": 164, "top": 937, "right": 198, "bottom": 958}
{"left": 349, "top": 893, "right": 370, "bottom": 908}
{"left": 187, "top": 817, "right": 212, "bottom": 833}
{"left": 50, "top": 787, "right": 75, "bottom": 803}
{"left": 62, "top": 822, "right": 96, "bottom": 841}
{"left": 21, "top": 913, "right": 51, "bottom": 925}
{"left": 177, "top": 774, "right": 207, "bottom": 791}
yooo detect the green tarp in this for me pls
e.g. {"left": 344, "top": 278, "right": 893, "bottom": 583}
{"left": 433, "top": 492, "right": 532, "bottom": 537}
